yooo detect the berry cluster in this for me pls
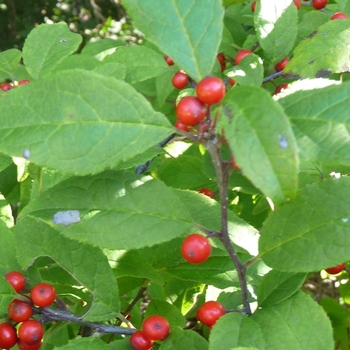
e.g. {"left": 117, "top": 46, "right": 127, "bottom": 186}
{"left": 1, "top": 271, "right": 56, "bottom": 349}
{"left": 130, "top": 315, "right": 170, "bottom": 350}
{"left": 0, "top": 80, "right": 30, "bottom": 92}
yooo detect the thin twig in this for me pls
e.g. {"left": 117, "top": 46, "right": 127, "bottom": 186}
{"left": 33, "top": 307, "right": 136, "bottom": 335}
{"left": 206, "top": 138, "right": 252, "bottom": 316}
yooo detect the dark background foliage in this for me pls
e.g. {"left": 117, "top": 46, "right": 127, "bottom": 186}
{"left": 0, "top": 0, "right": 132, "bottom": 52}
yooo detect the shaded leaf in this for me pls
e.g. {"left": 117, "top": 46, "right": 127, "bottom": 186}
{"left": 160, "top": 328, "right": 208, "bottom": 350}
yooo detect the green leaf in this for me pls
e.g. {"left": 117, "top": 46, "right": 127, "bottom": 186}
{"left": 174, "top": 189, "right": 259, "bottom": 256}
{"left": 103, "top": 46, "right": 168, "bottom": 83}
{"left": 209, "top": 313, "right": 266, "bottom": 350}
{"left": 285, "top": 20, "right": 350, "bottom": 79}
{"left": 251, "top": 291, "right": 334, "bottom": 349}
{"left": 0, "top": 49, "right": 22, "bottom": 79}
{"left": 255, "top": 0, "right": 298, "bottom": 63}
{"left": 220, "top": 86, "right": 299, "bottom": 206}
{"left": 105, "top": 250, "right": 164, "bottom": 284}
{"left": 227, "top": 54, "right": 264, "bottom": 86}
{"left": 167, "top": 256, "right": 238, "bottom": 289}
{"left": 0, "top": 69, "right": 172, "bottom": 175}
{"left": 278, "top": 81, "right": 350, "bottom": 167}
{"left": 0, "top": 277, "right": 16, "bottom": 318}
{"left": 93, "top": 62, "right": 127, "bottom": 81}
{"left": 160, "top": 328, "right": 208, "bottom": 350}
{"left": 0, "top": 153, "right": 12, "bottom": 173}
{"left": 0, "top": 220, "right": 20, "bottom": 272}
{"left": 55, "top": 337, "right": 111, "bottom": 350}
{"left": 15, "top": 217, "right": 120, "bottom": 321}
{"left": 257, "top": 270, "right": 307, "bottom": 307}
{"left": 259, "top": 177, "right": 350, "bottom": 272}
{"left": 53, "top": 55, "right": 100, "bottom": 72}
{"left": 296, "top": 11, "right": 329, "bottom": 45}
{"left": 122, "top": 0, "right": 224, "bottom": 82}
{"left": 81, "top": 38, "right": 126, "bottom": 60}
{"left": 23, "top": 23, "right": 82, "bottom": 80}
{"left": 19, "top": 171, "right": 193, "bottom": 250}
{"left": 145, "top": 299, "right": 186, "bottom": 329}
{"left": 320, "top": 297, "right": 350, "bottom": 350}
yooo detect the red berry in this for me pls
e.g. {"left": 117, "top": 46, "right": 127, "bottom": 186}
{"left": 325, "top": 263, "right": 345, "bottom": 275}
{"left": 198, "top": 188, "right": 214, "bottom": 199}
{"left": 18, "top": 320, "right": 44, "bottom": 346}
{"left": 274, "top": 83, "right": 288, "bottom": 95}
{"left": 312, "top": 0, "right": 328, "bottom": 10}
{"left": 130, "top": 330, "right": 153, "bottom": 350}
{"left": 164, "top": 55, "right": 174, "bottom": 66}
{"left": 196, "top": 76, "right": 226, "bottom": 105}
{"left": 0, "top": 83, "right": 13, "bottom": 92}
{"left": 18, "top": 79, "right": 31, "bottom": 86}
{"left": 17, "top": 339, "right": 42, "bottom": 350}
{"left": 181, "top": 234, "right": 211, "bottom": 264}
{"left": 176, "top": 96, "right": 208, "bottom": 126}
{"left": 0, "top": 323, "right": 17, "bottom": 349}
{"left": 30, "top": 283, "right": 56, "bottom": 308}
{"left": 216, "top": 53, "right": 226, "bottom": 72}
{"left": 5, "top": 271, "right": 26, "bottom": 293}
{"left": 251, "top": 1, "right": 256, "bottom": 12}
{"left": 228, "top": 78, "right": 236, "bottom": 86}
{"left": 172, "top": 71, "right": 188, "bottom": 89}
{"left": 275, "top": 57, "right": 289, "bottom": 72}
{"left": 196, "top": 301, "right": 225, "bottom": 327}
{"left": 175, "top": 120, "right": 190, "bottom": 132}
{"left": 293, "top": 0, "right": 301, "bottom": 9}
{"left": 235, "top": 50, "right": 252, "bottom": 65}
{"left": 331, "top": 12, "right": 348, "bottom": 20}
{"left": 8, "top": 299, "right": 33, "bottom": 322}
{"left": 142, "top": 315, "right": 170, "bottom": 341}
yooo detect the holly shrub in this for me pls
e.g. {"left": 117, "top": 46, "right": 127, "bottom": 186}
{"left": 0, "top": 0, "right": 350, "bottom": 349}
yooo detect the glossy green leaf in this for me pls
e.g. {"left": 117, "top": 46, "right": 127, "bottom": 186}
{"left": 15, "top": 217, "right": 120, "bottom": 321}
{"left": 255, "top": 0, "right": 297, "bottom": 63}
{"left": 19, "top": 171, "right": 193, "bottom": 250}
{"left": 0, "top": 153, "right": 12, "bottom": 173}
{"left": 296, "top": 11, "right": 329, "bottom": 45}
{"left": 257, "top": 270, "right": 307, "bottom": 307}
{"left": 285, "top": 20, "right": 350, "bottom": 79}
{"left": 160, "top": 328, "right": 208, "bottom": 350}
{"left": 104, "top": 46, "right": 168, "bottom": 83}
{"left": 0, "top": 69, "right": 172, "bottom": 175}
{"left": 209, "top": 313, "right": 266, "bottom": 350}
{"left": 0, "top": 49, "right": 22, "bottom": 79}
{"left": 122, "top": 0, "right": 224, "bottom": 82}
{"left": 279, "top": 81, "right": 350, "bottom": 167}
{"left": 23, "top": 23, "right": 82, "bottom": 79}
{"left": 220, "top": 86, "right": 299, "bottom": 206}
{"left": 227, "top": 54, "right": 264, "bottom": 86}
{"left": 259, "top": 177, "right": 350, "bottom": 272}
{"left": 252, "top": 292, "right": 334, "bottom": 349}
